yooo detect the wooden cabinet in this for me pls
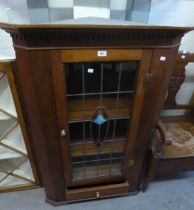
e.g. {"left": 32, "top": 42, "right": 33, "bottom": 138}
{"left": 0, "top": 19, "right": 192, "bottom": 205}
{"left": 0, "top": 61, "right": 39, "bottom": 192}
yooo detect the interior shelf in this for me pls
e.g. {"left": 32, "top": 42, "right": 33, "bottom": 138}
{"left": 0, "top": 155, "right": 34, "bottom": 186}
{"left": 0, "top": 74, "right": 17, "bottom": 117}
{"left": 0, "top": 156, "right": 25, "bottom": 172}
{"left": 68, "top": 96, "right": 132, "bottom": 121}
{"left": 0, "top": 110, "right": 15, "bottom": 120}
{"left": 1, "top": 125, "right": 27, "bottom": 154}
{"left": 0, "top": 146, "right": 22, "bottom": 160}
{"left": 0, "top": 173, "right": 30, "bottom": 188}
{"left": 71, "top": 139, "right": 127, "bottom": 157}
{"left": 13, "top": 159, "right": 35, "bottom": 181}
{"left": 0, "top": 109, "right": 16, "bottom": 131}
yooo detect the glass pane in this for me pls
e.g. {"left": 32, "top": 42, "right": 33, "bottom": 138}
{"left": 115, "top": 119, "right": 129, "bottom": 139}
{"left": 111, "top": 157, "right": 123, "bottom": 174}
{"left": 103, "top": 63, "right": 118, "bottom": 92}
{"left": 72, "top": 163, "right": 84, "bottom": 179}
{"left": 117, "top": 93, "right": 132, "bottom": 109}
{"left": 66, "top": 64, "right": 83, "bottom": 95}
{"left": 85, "top": 121, "right": 92, "bottom": 141}
{"left": 85, "top": 161, "right": 98, "bottom": 177}
{"left": 64, "top": 60, "right": 139, "bottom": 180}
{"left": 120, "top": 62, "right": 139, "bottom": 91}
{"left": 102, "top": 94, "right": 117, "bottom": 113}
{"left": 84, "top": 95, "right": 101, "bottom": 112}
{"left": 84, "top": 63, "right": 101, "bottom": 93}
{"left": 98, "top": 159, "right": 110, "bottom": 176}
{"left": 67, "top": 96, "right": 83, "bottom": 112}
{"left": 69, "top": 122, "right": 83, "bottom": 141}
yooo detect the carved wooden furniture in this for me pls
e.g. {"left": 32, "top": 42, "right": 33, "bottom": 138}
{"left": 0, "top": 19, "right": 192, "bottom": 205}
{"left": 142, "top": 51, "right": 194, "bottom": 191}
{"left": 0, "top": 60, "right": 39, "bottom": 192}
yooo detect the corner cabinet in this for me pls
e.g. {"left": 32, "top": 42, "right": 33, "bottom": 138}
{"left": 0, "top": 19, "right": 192, "bottom": 205}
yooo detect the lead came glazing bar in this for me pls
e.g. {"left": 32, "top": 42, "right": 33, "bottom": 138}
{"left": 97, "top": 63, "right": 104, "bottom": 176}
{"left": 67, "top": 90, "right": 134, "bottom": 97}
{"left": 68, "top": 116, "right": 131, "bottom": 124}
{"left": 110, "top": 63, "right": 122, "bottom": 174}
{"left": 82, "top": 64, "right": 86, "bottom": 177}
{"left": 72, "top": 156, "right": 123, "bottom": 165}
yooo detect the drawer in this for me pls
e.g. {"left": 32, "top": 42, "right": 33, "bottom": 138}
{"left": 66, "top": 182, "right": 129, "bottom": 203}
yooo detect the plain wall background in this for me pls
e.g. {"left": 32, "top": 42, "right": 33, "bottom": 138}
{"left": 148, "top": 0, "right": 194, "bottom": 105}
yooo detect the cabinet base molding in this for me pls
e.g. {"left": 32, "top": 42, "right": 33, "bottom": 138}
{"left": 45, "top": 198, "right": 68, "bottom": 206}
{"left": 0, "top": 183, "right": 39, "bottom": 193}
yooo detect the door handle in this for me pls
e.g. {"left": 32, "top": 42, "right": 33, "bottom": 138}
{"left": 60, "top": 129, "right": 66, "bottom": 137}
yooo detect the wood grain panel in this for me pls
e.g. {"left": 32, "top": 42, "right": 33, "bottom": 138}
{"left": 128, "top": 47, "right": 179, "bottom": 192}
{"left": 68, "top": 97, "right": 132, "bottom": 121}
{"left": 61, "top": 49, "right": 143, "bottom": 63}
{"left": 71, "top": 139, "right": 127, "bottom": 157}
{"left": 122, "top": 50, "right": 152, "bottom": 176}
{"left": 66, "top": 182, "right": 129, "bottom": 202}
{"left": 14, "top": 49, "right": 66, "bottom": 202}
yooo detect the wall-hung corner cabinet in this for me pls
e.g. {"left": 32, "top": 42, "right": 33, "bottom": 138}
{"left": 0, "top": 61, "right": 39, "bottom": 192}
{"left": 0, "top": 19, "right": 192, "bottom": 205}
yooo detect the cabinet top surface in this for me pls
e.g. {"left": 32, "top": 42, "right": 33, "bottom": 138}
{"left": 0, "top": 18, "right": 193, "bottom": 49}
{"left": 0, "top": 17, "right": 193, "bottom": 31}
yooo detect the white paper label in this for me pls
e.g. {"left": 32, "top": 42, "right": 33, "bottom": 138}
{"left": 88, "top": 68, "right": 94, "bottom": 73}
{"left": 97, "top": 51, "right": 107, "bottom": 57}
{"left": 160, "top": 56, "right": 166, "bottom": 61}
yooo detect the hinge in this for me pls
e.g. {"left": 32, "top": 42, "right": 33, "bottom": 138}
{"left": 128, "top": 159, "right": 135, "bottom": 167}
{"left": 144, "top": 73, "right": 153, "bottom": 88}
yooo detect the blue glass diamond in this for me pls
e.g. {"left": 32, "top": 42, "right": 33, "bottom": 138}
{"left": 93, "top": 114, "right": 107, "bottom": 125}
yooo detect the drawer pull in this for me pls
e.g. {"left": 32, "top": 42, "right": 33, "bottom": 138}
{"left": 96, "top": 192, "right": 100, "bottom": 198}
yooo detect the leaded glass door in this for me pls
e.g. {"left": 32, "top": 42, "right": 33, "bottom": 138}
{"left": 54, "top": 49, "right": 152, "bottom": 186}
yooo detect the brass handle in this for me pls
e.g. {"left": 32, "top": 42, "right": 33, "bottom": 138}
{"left": 60, "top": 129, "right": 66, "bottom": 137}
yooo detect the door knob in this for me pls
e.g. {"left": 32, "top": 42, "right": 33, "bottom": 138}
{"left": 60, "top": 129, "right": 66, "bottom": 137}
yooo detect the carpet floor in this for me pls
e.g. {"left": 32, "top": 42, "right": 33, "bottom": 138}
{"left": 1, "top": 173, "right": 194, "bottom": 210}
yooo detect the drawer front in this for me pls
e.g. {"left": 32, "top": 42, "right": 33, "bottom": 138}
{"left": 66, "top": 182, "right": 129, "bottom": 202}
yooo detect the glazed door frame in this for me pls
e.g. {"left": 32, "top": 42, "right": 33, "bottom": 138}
{"left": 51, "top": 49, "right": 152, "bottom": 187}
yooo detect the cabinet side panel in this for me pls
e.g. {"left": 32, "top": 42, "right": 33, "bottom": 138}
{"left": 122, "top": 50, "right": 152, "bottom": 177}
{"left": 50, "top": 50, "right": 72, "bottom": 185}
{"left": 14, "top": 48, "right": 66, "bottom": 202}
{"left": 128, "top": 47, "right": 179, "bottom": 192}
